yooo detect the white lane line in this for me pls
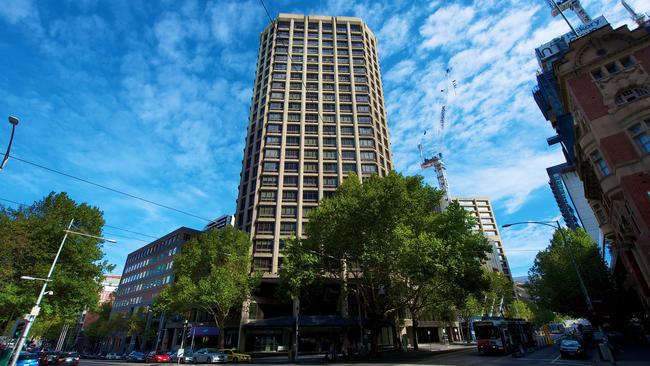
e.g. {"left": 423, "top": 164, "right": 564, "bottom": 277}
{"left": 551, "top": 354, "right": 562, "bottom": 363}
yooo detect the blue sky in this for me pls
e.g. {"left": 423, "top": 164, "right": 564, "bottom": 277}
{"left": 0, "top": 0, "right": 643, "bottom": 277}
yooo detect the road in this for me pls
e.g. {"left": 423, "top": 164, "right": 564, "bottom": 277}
{"left": 79, "top": 344, "right": 596, "bottom": 366}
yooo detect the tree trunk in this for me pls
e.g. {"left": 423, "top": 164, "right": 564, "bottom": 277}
{"left": 465, "top": 315, "right": 472, "bottom": 344}
{"left": 412, "top": 316, "right": 419, "bottom": 351}
{"left": 370, "top": 324, "right": 380, "bottom": 356}
{"left": 216, "top": 315, "right": 226, "bottom": 349}
{"left": 391, "top": 317, "right": 400, "bottom": 351}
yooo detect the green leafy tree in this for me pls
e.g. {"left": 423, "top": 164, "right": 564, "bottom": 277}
{"left": 458, "top": 294, "right": 483, "bottom": 343}
{"left": 506, "top": 299, "right": 534, "bottom": 321}
{"left": 528, "top": 228, "right": 612, "bottom": 318}
{"left": 0, "top": 192, "right": 113, "bottom": 335}
{"left": 155, "top": 226, "right": 258, "bottom": 348}
{"left": 281, "top": 172, "right": 490, "bottom": 353}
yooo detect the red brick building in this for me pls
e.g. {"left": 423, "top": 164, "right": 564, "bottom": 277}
{"left": 553, "top": 21, "right": 650, "bottom": 313}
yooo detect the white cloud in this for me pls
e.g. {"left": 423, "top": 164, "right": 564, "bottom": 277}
{"left": 419, "top": 4, "right": 475, "bottom": 50}
{"left": 385, "top": 59, "right": 416, "bottom": 83}
{"left": 377, "top": 14, "right": 412, "bottom": 57}
{"left": 500, "top": 216, "right": 560, "bottom": 276}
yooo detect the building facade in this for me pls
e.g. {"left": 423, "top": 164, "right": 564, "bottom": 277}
{"left": 234, "top": 13, "right": 393, "bottom": 351}
{"left": 455, "top": 197, "right": 512, "bottom": 280}
{"left": 535, "top": 13, "right": 650, "bottom": 314}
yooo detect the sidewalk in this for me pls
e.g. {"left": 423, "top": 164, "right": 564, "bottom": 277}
{"left": 592, "top": 345, "right": 650, "bottom": 366}
{"left": 251, "top": 342, "right": 474, "bottom": 364}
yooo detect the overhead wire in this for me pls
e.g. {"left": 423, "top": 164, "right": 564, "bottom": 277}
{"left": 5, "top": 154, "right": 213, "bottom": 222}
{"left": 0, "top": 196, "right": 159, "bottom": 241}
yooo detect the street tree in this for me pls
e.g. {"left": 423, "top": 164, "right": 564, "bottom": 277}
{"left": 155, "top": 226, "right": 259, "bottom": 348}
{"left": 0, "top": 192, "right": 113, "bottom": 336}
{"left": 281, "top": 172, "right": 490, "bottom": 353}
{"left": 528, "top": 228, "right": 612, "bottom": 318}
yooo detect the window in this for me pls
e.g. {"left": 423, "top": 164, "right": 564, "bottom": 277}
{"left": 342, "top": 163, "right": 357, "bottom": 173}
{"left": 284, "top": 162, "right": 298, "bottom": 172}
{"left": 287, "top": 124, "right": 300, "bottom": 134}
{"left": 283, "top": 190, "right": 298, "bottom": 202}
{"left": 323, "top": 137, "right": 337, "bottom": 146}
{"left": 286, "top": 136, "right": 300, "bottom": 146}
{"left": 260, "top": 191, "right": 276, "bottom": 201}
{"left": 323, "top": 114, "right": 336, "bottom": 123}
{"left": 324, "top": 176, "right": 338, "bottom": 186}
{"left": 320, "top": 162, "right": 336, "bottom": 173}
{"left": 359, "top": 139, "right": 374, "bottom": 147}
{"left": 265, "top": 148, "right": 279, "bottom": 158}
{"left": 605, "top": 62, "right": 618, "bottom": 74}
{"left": 304, "top": 149, "right": 318, "bottom": 159}
{"left": 285, "top": 149, "right": 299, "bottom": 159}
{"left": 272, "top": 72, "right": 286, "bottom": 80}
{"left": 323, "top": 150, "right": 337, "bottom": 160}
{"left": 361, "top": 151, "right": 376, "bottom": 160}
{"left": 291, "top": 64, "right": 303, "bottom": 71}
{"left": 267, "top": 124, "right": 282, "bottom": 133}
{"left": 255, "top": 240, "right": 273, "bottom": 253}
{"left": 253, "top": 258, "right": 272, "bottom": 272}
{"left": 257, "top": 222, "right": 274, "bottom": 233}
{"left": 258, "top": 206, "right": 275, "bottom": 217}
{"left": 590, "top": 150, "right": 610, "bottom": 176}
{"left": 620, "top": 55, "right": 635, "bottom": 68}
{"left": 262, "top": 176, "right": 278, "bottom": 186}
{"left": 615, "top": 88, "right": 649, "bottom": 105}
{"left": 280, "top": 222, "right": 297, "bottom": 234}
{"left": 359, "top": 127, "right": 373, "bottom": 135}
{"left": 341, "top": 126, "right": 354, "bottom": 135}
{"left": 263, "top": 162, "right": 278, "bottom": 172}
{"left": 358, "top": 115, "right": 372, "bottom": 124}
{"left": 288, "top": 113, "right": 300, "bottom": 121}
{"left": 303, "top": 191, "right": 318, "bottom": 201}
{"left": 357, "top": 105, "right": 370, "bottom": 113}
{"left": 271, "top": 91, "right": 284, "bottom": 99}
{"left": 628, "top": 121, "right": 650, "bottom": 153}
{"left": 284, "top": 175, "right": 298, "bottom": 186}
{"left": 305, "top": 137, "right": 318, "bottom": 146}
{"left": 281, "top": 206, "right": 297, "bottom": 218}
{"left": 268, "top": 113, "right": 282, "bottom": 121}
{"left": 304, "top": 176, "right": 318, "bottom": 187}
{"left": 304, "top": 162, "right": 318, "bottom": 173}
{"left": 289, "top": 92, "right": 301, "bottom": 100}
{"left": 342, "top": 150, "right": 356, "bottom": 160}
{"left": 303, "top": 206, "right": 315, "bottom": 217}
{"left": 323, "top": 126, "right": 337, "bottom": 135}
{"left": 362, "top": 164, "right": 377, "bottom": 173}
{"left": 341, "top": 138, "right": 355, "bottom": 147}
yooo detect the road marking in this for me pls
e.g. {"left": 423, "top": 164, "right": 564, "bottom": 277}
{"left": 551, "top": 354, "right": 562, "bottom": 363}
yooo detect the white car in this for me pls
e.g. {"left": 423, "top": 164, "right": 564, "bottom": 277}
{"left": 192, "top": 348, "right": 227, "bottom": 364}
{"left": 105, "top": 352, "right": 120, "bottom": 360}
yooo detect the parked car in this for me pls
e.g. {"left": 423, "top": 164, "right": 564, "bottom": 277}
{"left": 105, "top": 352, "right": 120, "bottom": 360}
{"left": 16, "top": 352, "right": 40, "bottom": 366}
{"left": 127, "top": 351, "right": 146, "bottom": 362}
{"left": 559, "top": 339, "right": 586, "bottom": 358}
{"left": 192, "top": 348, "right": 227, "bottom": 364}
{"left": 146, "top": 351, "right": 170, "bottom": 363}
{"left": 57, "top": 351, "right": 80, "bottom": 365}
{"left": 218, "top": 349, "right": 252, "bottom": 363}
{"left": 40, "top": 351, "right": 59, "bottom": 365}
{"left": 169, "top": 349, "right": 193, "bottom": 364}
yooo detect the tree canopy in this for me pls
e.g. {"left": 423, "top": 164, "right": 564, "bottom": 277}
{"left": 0, "top": 192, "right": 113, "bottom": 336}
{"left": 154, "top": 226, "right": 258, "bottom": 348}
{"left": 528, "top": 228, "right": 612, "bottom": 318}
{"left": 280, "top": 172, "right": 491, "bottom": 351}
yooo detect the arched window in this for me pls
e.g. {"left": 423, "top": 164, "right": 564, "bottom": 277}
{"left": 615, "top": 87, "right": 649, "bottom": 105}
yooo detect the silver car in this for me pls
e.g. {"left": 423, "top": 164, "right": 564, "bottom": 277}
{"left": 169, "top": 350, "right": 193, "bottom": 364}
{"left": 192, "top": 348, "right": 227, "bottom": 363}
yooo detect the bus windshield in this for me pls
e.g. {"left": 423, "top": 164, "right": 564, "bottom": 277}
{"left": 474, "top": 325, "right": 500, "bottom": 339}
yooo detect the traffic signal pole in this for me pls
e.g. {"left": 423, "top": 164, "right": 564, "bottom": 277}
{"left": 8, "top": 219, "right": 74, "bottom": 366}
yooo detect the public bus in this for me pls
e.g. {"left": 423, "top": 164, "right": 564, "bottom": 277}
{"left": 474, "top": 317, "right": 535, "bottom": 355}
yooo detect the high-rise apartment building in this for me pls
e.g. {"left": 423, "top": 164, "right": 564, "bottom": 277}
{"left": 456, "top": 197, "right": 512, "bottom": 280}
{"left": 235, "top": 14, "right": 392, "bottom": 276}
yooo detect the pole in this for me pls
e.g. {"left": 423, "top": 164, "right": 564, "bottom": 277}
{"left": 177, "top": 320, "right": 187, "bottom": 366}
{"left": 549, "top": 0, "right": 579, "bottom": 37}
{"left": 555, "top": 221, "right": 593, "bottom": 311}
{"left": 9, "top": 219, "right": 74, "bottom": 366}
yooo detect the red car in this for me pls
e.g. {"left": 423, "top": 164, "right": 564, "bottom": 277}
{"left": 146, "top": 351, "right": 170, "bottom": 363}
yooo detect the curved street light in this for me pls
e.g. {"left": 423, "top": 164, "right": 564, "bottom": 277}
{"left": 1, "top": 116, "right": 19, "bottom": 173}
{"left": 501, "top": 220, "right": 593, "bottom": 311}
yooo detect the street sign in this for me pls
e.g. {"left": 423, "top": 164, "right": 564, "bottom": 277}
{"left": 177, "top": 349, "right": 184, "bottom": 357}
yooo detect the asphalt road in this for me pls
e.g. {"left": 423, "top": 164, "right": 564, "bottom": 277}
{"left": 78, "top": 345, "right": 595, "bottom": 366}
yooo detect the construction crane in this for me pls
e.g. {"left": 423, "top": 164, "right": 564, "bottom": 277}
{"left": 547, "top": 0, "right": 592, "bottom": 25}
{"left": 419, "top": 68, "right": 456, "bottom": 208}
{"left": 621, "top": 0, "right": 647, "bottom": 27}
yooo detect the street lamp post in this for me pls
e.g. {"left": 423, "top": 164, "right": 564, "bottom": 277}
{"left": 500, "top": 220, "right": 593, "bottom": 312}
{"left": 8, "top": 219, "right": 116, "bottom": 366}
{"left": 1, "top": 116, "right": 19, "bottom": 173}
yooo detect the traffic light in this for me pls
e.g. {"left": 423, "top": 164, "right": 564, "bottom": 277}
{"left": 12, "top": 319, "right": 27, "bottom": 339}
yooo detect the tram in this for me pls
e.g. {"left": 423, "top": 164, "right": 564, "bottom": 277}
{"left": 474, "top": 317, "right": 535, "bottom": 355}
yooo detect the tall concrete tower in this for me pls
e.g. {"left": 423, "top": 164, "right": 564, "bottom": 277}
{"left": 235, "top": 14, "right": 393, "bottom": 277}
